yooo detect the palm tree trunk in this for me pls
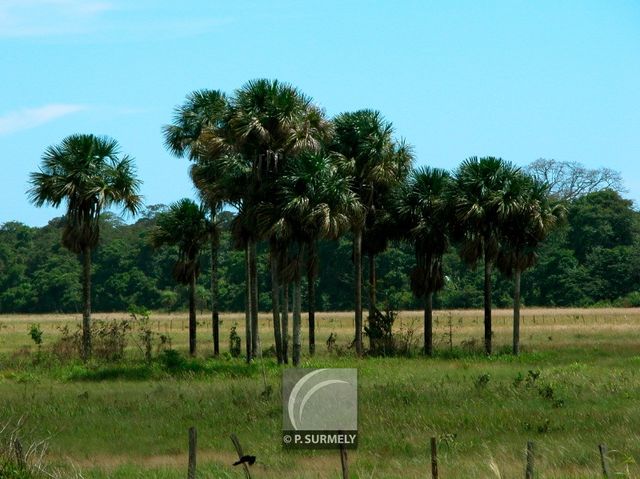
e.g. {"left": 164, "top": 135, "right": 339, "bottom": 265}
{"left": 270, "top": 250, "right": 283, "bottom": 363}
{"left": 512, "top": 269, "right": 521, "bottom": 355}
{"left": 210, "top": 209, "right": 219, "bottom": 356}
{"left": 81, "top": 245, "right": 92, "bottom": 361}
{"left": 307, "top": 241, "right": 317, "bottom": 356}
{"left": 292, "top": 267, "right": 302, "bottom": 367}
{"left": 245, "top": 243, "right": 252, "bottom": 363}
{"left": 367, "top": 252, "right": 376, "bottom": 350}
{"left": 281, "top": 283, "right": 289, "bottom": 364}
{"left": 483, "top": 251, "right": 493, "bottom": 355}
{"left": 249, "top": 240, "right": 259, "bottom": 358}
{"left": 189, "top": 269, "right": 197, "bottom": 357}
{"left": 354, "top": 229, "right": 363, "bottom": 356}
{"left": 368, "top": 252, "right": 376, "bottom": 318}
{"left": 424, "top": 291, "right": 433, "bottom": 356}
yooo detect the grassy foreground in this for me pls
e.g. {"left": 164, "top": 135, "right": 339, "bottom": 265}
{"left": 0, "top": 309, "right": 639, "bottom": 478}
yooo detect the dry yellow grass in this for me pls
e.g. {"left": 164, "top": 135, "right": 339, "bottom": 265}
{"left": 2, "top": 307, "right": 640, "bottom": 355}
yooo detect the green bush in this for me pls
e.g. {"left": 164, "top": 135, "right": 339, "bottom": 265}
{"left": 229, "top": 326, "right": 241, "bottom": 358}
{"left": 160, "top": 349, "right": 186, "bottom": 371}
{"left": 365, "top": 308, "right": 396, "bottom": 356}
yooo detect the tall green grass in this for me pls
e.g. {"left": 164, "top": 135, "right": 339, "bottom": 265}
{"left": 0, "top": 346, "right": 639, "bottom": 478}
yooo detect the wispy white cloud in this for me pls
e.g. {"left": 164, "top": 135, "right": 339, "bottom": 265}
{"left": 0, "top": 104, "right": 87, "bottom": 135}
{"left": 0, "top": 0, "right": 115, "bottom": 37}
{"left": 0, "top": 0, "right": 231, "bottom": 38}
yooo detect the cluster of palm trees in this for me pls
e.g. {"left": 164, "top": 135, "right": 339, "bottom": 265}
{"left": 161, "top": 79, "right": 564, "bottom": 364}
{"left": 161, "top": 81, "right": 403, "bottom": 366}
{"left": 27, "top": 78, "right": 563, "bottom": 363}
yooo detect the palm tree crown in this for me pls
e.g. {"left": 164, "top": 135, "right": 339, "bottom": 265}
{"left": 163, "top": 89, "right": 230, "bottom": 162}
{"left": 229, "top": 79, "right": 330, "bottom": 169}
{"left": 163, "top": 89, "right": 231, "bottom": 210}
{"left": 150, "top": 199, "right": 209, "bottom": 285}
{"left": 332, "top": 110, "right": 412, "bottom": 206}
{"left": 263, "top": 152, "right": 360, "bottom": 243}
{"left": 28, "top": 134, "right": 142, "bottom": 253}
{"left": 451, "top": 156, "right": 523, "bottom": 265}
{"left": 398, "top": 167, "right": 452, "bottom": 296}
{"left": 497, "top": 175, "right": 564, "bottom": 276}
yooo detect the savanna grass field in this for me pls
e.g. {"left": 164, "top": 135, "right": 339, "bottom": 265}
{"left": 1, "top": 308, "right": 639, "bottom": 478}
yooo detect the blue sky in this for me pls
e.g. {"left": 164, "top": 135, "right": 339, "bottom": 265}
{"left": 1, "top": 0, "right": 639, "bottom": 226}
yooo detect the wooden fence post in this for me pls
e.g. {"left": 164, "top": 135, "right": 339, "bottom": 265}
{"left": 525, "top": 441, "right": 535, "bottom": 479}
{"left": 598, "top": 444, "right": 611, "bottom": 478}
{"left": 187, "top": 427, "right": 197, "bottom": 479}
{"left": 430, "top": 437, "right": 439, "bottom": 479}
{"left": 13, "top": 437, "right": 26, "bottom": 470}
{"left": 340, "top": 443, "right": 349, "bottom": 479}
{"left": 230, "top": 434, "right": 252, "bottom": 479}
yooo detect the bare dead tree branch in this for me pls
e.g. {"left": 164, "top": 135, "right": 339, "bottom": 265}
{"left": 526, "top": 158, "right": 625, "bottom": 201}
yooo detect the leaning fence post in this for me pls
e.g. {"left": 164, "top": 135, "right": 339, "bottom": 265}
{"left": 187, "top": 427, "right": 197, "bottom": 479}
{"left": 525, "top": 441, "right": 535, "bottom": 479}
{"left": 340, "top": 443, "right": 349, "bottom": 479}
{"left": 230, "top": 433, "right": 252, "bottom": 479}
{"left": 430, "top": 437, "right": 439, "bottom": 479}
{"left": 598, "top": 444, "right": 611, "bottom": 478}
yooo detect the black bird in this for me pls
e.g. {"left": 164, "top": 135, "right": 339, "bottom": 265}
{"left": 233, "top": 455, "right": 256, "bottom": 466}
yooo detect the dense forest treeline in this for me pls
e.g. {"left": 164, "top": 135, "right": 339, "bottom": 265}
{"left": 2, "top": 187, "right": 639, "bottom": 314}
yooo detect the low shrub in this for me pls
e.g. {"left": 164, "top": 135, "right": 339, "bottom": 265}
{"left": 365, "top": 307, "right": 396, "bottom": 356}
{"left": 52, "top": 320, "right": 130, "bottom": 362}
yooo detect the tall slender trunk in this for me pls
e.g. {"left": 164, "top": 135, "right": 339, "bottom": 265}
{"left": 292, "top": 264, "right": 302, "bottom": 366}
{"left": 307, "top": 241, "right": 317, "bottom": 356}
{"left": 188, "top": 269, "right": 197, "bottom": 357}
{"left": 512, "top": 269, "right": 521, "bottom": 355}
{"left": 81, "top": 245, "right": 92, "bottom": 361}
{"left": 354, "top": 229, "right": 363, "bottom": 356}
{"left": 424, "top": 291, "right": 433, "bottom": 356}
{"left": 210, "top": 208, "right": 219, "bottom": 356}
{"left": 249, "top": 241, "right": 259, "bottom": 357}
{"left": 244, "top": 243, "right": 252, "bottom": 363}
{"left": 270, "top": 249, "right": 283, "bottom": 363}
{"left": 367, "top": 252, "right": 376, "bottom": 350}
{"left": 368, "top": 252, "right": 376, "bottom": 318}
{"left": 281, "top": 283, "right": 289, "bottom": 364}
{"left": 483, "top": 251, "right": 493, "bottom": 355}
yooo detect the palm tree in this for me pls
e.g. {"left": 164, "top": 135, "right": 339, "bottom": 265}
{"left": 28, "top": 134, "right": 141, "bottom": 360}
{"left": 451, "top": 157, "right": 523, "bottom": 355}
{"left": 331, "top": 110, "right": 413, "bottom": 355}
{"left": 397, "top": 167, "right": 452, "bottom": 356}
{"left": 218, "top": 154, "right": 255, "bottom": 363}
{"left": 163, "top": 89, "right": 229, "bottom": 356}
{"left": 189, "top": 160, "right": 224, "bottom": 355}
{"left": 227, "top": 79, "right": 331, "bottom": 362}
{"left": 497, "top": 175, "right": 565, "bottom": 354}
{"left": 150, "top": 199, "right": 209, "bottom": 356}
{"left": 260, "top": 152, "right": 359, "bottom": 365}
